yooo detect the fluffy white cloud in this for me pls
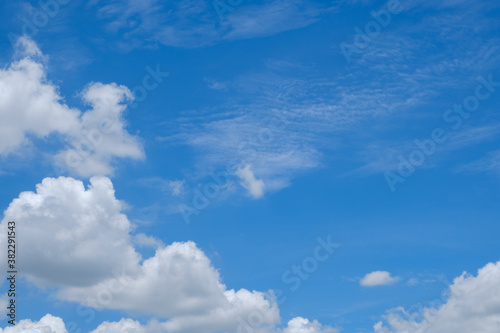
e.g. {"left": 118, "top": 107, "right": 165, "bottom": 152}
{"left": 8, "top": 258, "right": 500, "bottom": 333}
{"left": 282, "top": 317, "right": 338, "bottom": 333}
{"left": 0, "top": 176, "right": 279, "bottom": 333}
{"left": 374, "top": 261, "right": 500, "bottom": 333}
{"left": 91, "top": 318, "right": 145, "bottom": 333}
{"left": 54, "top": 82, "right": 144, "bottom": 177}
{"left": 0, "top": 314, "right": 334, "bottom": 333}
{"left": 0, "top": 314, "right": 67, "bottom": 333}
{"left": 60, "top": 241, "right": 229, "bottom": 316}
{"left": 91, "top": 314, "right": 333, "bottom": 333}
{"left": 237, "top": 164, "right": 266, "bottom": 198}
{"left": 0, "top": 36, "right": 143, "bottom": 176}
{"left": 360, "top": 271, "right": 398, "bottom": 287}
{"left": 0, "top": 176, "right": 141, "bottom": 287}
{"left": 0, "top": 37, "right": 80, "bottom": 155}
{"left": 60, "top": 241, "right": 280, "bottom": 332}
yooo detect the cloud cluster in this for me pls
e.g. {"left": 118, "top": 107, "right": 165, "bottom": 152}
{"left": 282, "top": 317, "right": 338, "bottom": 333}
{"left": 0, "top": 176, "right": 332, "bottom": 333}
{"left": 0, "top": 176, "right": 140, "bottom": 287}
{"left": 0, "top": 314, "right": 67, "bottom": 333}
{"left": 4, "top": 257, "right": 500, "bottom": 333}
{"left": 0, "top": 37, "right": 334, "bottom": 333}
{"left": 0, "top": 314, "right": 338, "bottom": 333}
{"left": 0, "top": 37, "right": 79, "bottom": 155}
{"left": 0, "top": 37, "right": 144, "bottom": 176}
{"left": 374, "top": 261, "right": 500, "bottom": 333}
{"left": 54, "top": 82, "right": 144, "bottom": 177}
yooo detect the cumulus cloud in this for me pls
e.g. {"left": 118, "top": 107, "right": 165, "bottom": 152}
{"left": 60, "top": 241, "right": 229, "bottom": 316}
{"left": 7, "top": 256, "right": 500, "bottom": 333}
{"left": 0, "top": 36, "right": 143, "bottom": 176}
{"left": 92, "top": 314, "right": 334, "bottom": 333}
{"left": 374, "top": 261, "right": 500, "bottom": 333}
{"left": 54, "top": 82, "right": 144, "bottom": 177}
{"left": 60, "top": 242, "right": 280, "bottom": 332}
{"left": 360, "top": 271, "right": 398, "bottom": 287}
{"left": 91, "top": 318, "right": 145, "bottom": 333}
{"left": 0, "top": 36, "right": 80, "bottom": 155}
{"left": 0, "top": 176, "right": 279, "bottom": 333}
{"left": 237, "top": 164, "right": 266, "bottom": 198}
{"left": 0, "top": 314, "right": 67, "bottom": 333}
{"left": 0, "top": 176, "right": 141, "bottom": 287}
{"left": 282, "top": 317, "right": 338, "bottom": 333}
{"left": 0, "top": 314, "right": 334, "bottom": 333}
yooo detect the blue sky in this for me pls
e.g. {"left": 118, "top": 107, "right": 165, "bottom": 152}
{"left": 1, "top": 0, "right": 500, "bottom": 332}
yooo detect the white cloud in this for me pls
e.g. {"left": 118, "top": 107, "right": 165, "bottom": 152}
{"left": 0, "top": 314, "right": 335, "bottom": 333}
{"left": 360, "top": 271, "right": 398, "bottom": 287}
{"left": 237, "top": 164, "right": 266, "bottom": 198}
{"left": 0, "top": 37, "right": 144, "bottom": 176}
{"left": 91, "top": 315, "right": 337, "bottom": 333}
{"left": 163, "top": 103, "right": 322, "bottom": 199}
{"left": 159, "top": 288, "right": 279, "bottom": 333}
{"left": 0, "top": 176, "right": 141, "bottom": 287}
{"left": 60, "top": 241, "right": 228, "bottom": 316}
{"left": 282, "top": 317, "right": 338, "bottom": 333}
{"left": 374, "top": 260, "right": 500, "bottom": 333}
{"left": 0, "top": 176, "right": 279, "bottom": 333}
{"left": 13, "top": 35, "right": 43, "bottom": 59}
{"left": 0, "top": 314, "right": 67, "bottom": 333}
{"left": 54, "top": 82, "right": 145, "bottom": 177}
{"left": 91, "top": 318, "right": 145, "bottom": 333}
{"left": 0, "top": 37, "right": 80, "bottom": 155}
{"left": 60, "top": 242, "right": 280, "bottom": 332}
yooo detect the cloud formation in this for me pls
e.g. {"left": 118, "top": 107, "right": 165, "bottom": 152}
{"left": 237, "top": 164, "right": 266, "bottom": 198}
{"left": 90, "top": 0, "right": 326, "bottom": 49}
{"left": 0, "top": 36, "right": 144, "bottom": 176}
{"left": 374, "top": 261, "right": 500, "bottom": 333}
{"left": 0, "top": 176, "right": 140, "bottom": 287}
{"left": 360, "top": 271, "right": 398, "bottom": 287}
{"left": 0, "top": 176, "right": 281, "bottom": 333}
{"left": 4, "top": 259, "right": 500, "bottom": 333}
{"left": 282, "top": 317, "right": 338, "bottom": 333}
{"left": 0, "top": 314, "right": 67, "bottom": 333}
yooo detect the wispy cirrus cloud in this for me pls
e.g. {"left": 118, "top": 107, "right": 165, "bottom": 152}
{"left": 456, "top": 149, "right": 500, "bottom": 176}
{"left": 351, "top": 124, "right": 500, "bottom": 177}
{"left": 156, "top": 0, "right": 499, "bottom": 200}
{"left": 89, "top": 0, "right": 331, "bottom": 49}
